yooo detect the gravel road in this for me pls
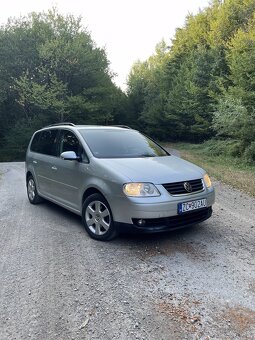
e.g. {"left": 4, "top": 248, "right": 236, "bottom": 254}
{"left": 0, "top": 162, "right": 254, "bottom": 340}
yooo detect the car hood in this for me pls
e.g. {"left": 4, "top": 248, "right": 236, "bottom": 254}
{"left": 99, "top": 155, "right": 205, "bottom": 184}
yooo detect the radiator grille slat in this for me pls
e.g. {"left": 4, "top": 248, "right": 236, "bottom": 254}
{"left": 162, "top": 179, "right": 203, "bottom": 195}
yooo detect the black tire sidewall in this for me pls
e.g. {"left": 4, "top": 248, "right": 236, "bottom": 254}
{"left": 82, "top": 193, "right": 117, "bottom": 241}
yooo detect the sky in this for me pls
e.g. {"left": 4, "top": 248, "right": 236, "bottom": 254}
{"left": 0, "top": 0, "right": 210, "bottom": 90}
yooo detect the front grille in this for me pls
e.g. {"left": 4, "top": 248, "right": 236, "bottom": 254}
{"left": 132, "top": 207, "right": 212, "bottom": 230}
{"left": 162, "top": 179, "right": 204, "bottom": 195}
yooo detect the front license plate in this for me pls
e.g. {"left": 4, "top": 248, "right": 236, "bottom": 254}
{"left": 178, "top": 198, "right": 207, "bottom": 214}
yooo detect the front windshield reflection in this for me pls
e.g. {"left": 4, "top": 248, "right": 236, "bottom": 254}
{"left": 78, "top": 129, "right": 169, "bottom": 158}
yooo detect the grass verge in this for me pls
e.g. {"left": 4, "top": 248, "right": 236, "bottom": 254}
{"left": 163, "top": 142, "right": 255, "bottom": 197}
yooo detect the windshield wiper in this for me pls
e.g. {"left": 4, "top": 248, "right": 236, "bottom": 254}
{"left": 137, "top": 154, "right": 156, "bottom": 157}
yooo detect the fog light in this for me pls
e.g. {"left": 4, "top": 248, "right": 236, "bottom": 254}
{"left": 137, "top": 219, "right": 146, "bottom": 226}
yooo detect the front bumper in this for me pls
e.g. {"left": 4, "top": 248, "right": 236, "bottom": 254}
{"left": 116, "top": 207, "right": 212, "bottom": 234}
{"left": 110, "top": 188, "right": 215, "bottom": 224}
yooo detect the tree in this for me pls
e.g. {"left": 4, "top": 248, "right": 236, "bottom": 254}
{"left": 126, "top": 0, "right": 255, "bottom": 158}
{"left": 0, "top": 8, "right": 124, "bottom": 160}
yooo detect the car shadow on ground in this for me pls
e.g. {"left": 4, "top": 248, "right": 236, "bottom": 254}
{"left": 37, "top": 199, "right": 208, "bottom": 249}
{"left": 118, "top": 225, "right": 199, "bottom": 242}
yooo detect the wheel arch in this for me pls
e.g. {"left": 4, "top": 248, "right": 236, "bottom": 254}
{"left": 26, "top": 171, "right": 33, "bottom": 184}
{"left": 82, "top": 187, "right": 108, "bottom": 205}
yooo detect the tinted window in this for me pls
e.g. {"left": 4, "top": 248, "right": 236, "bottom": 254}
{"left": 30, "top": 132, "right": 41, "bottom": 153}
{"left": 59, "top": 130, "right": 83, "bottom": 155}
{"left": 31, "top": 129, "right": 58, "bottom": 156}
{"left": 78, "top": 129, "right": 168, "bottom": 158}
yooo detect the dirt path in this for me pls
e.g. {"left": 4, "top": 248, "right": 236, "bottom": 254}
{"left": 0, "top": 162, "right": 254, "bottom": 340}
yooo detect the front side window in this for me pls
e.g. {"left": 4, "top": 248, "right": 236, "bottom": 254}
{"left": 78, "top": 129, "right": 169, "bottom": 158}
{"left": 59, "top": 130, "right": 83, "bottom": 156}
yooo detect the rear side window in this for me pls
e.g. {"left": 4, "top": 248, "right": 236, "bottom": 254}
{"left": 30, "top": 129, "right": 58, "bottom": 156}
{"left": 30, "top": 132, "right": 41, "bottom": 153}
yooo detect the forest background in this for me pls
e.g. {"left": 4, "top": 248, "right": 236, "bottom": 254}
{"left": 0, "top": 0, "right": 254, "bottom": 165}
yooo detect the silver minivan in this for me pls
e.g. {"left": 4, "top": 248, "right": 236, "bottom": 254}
{"left": 26, "top": 123, "right": 215, "bottom": 240}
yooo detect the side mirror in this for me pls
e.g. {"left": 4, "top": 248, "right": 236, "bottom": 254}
{"left": 60, "top": 151, "right": 81, "bottom": 161}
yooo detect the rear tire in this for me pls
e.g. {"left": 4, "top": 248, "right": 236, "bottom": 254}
{"left": 82, "top": 193, "right": 118, "bottom": 241}
{"left": 27, "top": 175, "right": 43, "bottom": 204}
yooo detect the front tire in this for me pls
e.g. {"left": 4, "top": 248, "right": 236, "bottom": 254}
{"left": 82, "top": 193, "right": 118, "bottom": 241}
{"left": 27, "top": 175, "right": 43, "bottom": 204}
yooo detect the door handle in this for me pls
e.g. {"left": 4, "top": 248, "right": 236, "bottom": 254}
{"left": 33, "top": 160, "right": 37, "bottom": 164}
{"left": 51, "top": 166, "right": 57, "bottom": 171}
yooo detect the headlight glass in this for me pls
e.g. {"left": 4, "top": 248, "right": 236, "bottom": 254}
{"left": 123, "top": 183, "right": 160, "bottom": 197}
{"left": 204, "top": 173, "right": 212, "bottom": 188}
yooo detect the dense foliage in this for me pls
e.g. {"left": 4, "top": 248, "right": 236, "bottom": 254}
{"left": 1, "top": 1, "right": 255, "bottom": 164}
{"left": 0, "top": 9, "right": 127, "bottom": 160}
{"left": 127, "top": 0, "right": 255, "bottom": 163}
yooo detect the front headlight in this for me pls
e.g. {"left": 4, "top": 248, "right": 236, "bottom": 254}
{"left": 123, "top": 183, "right": 160, "bottom": 197}
{"left": 204, "top": 173, "right": 212, "bottom": 188}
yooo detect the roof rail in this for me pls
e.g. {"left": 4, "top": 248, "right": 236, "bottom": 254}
{"left": 44, "top": 122, "right": 75, "bottom": 128}
{"left": 111, "top": 125, "right": 131, "bottom": 129}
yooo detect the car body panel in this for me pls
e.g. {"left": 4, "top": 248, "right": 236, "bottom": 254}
{"left": 100, "top": 155, "right": 204, "bottom": 184}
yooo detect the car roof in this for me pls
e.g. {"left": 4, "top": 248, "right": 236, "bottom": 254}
{"left": 40, "top": 124, "right": 131, "bottom": 131}
{"left": 76, "top": 125, "right": 130, "bottom": 130}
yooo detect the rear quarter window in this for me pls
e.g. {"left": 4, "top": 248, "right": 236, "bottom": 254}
{"left": 30, "top": 132, "right": 41, "bottom": 153}
{"left": 30, "top": 129, "right": 58, "bottom": 156}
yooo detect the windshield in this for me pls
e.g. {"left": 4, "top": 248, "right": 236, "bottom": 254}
{"left": 78, "top": 129, "right": 169, "bottom": 158}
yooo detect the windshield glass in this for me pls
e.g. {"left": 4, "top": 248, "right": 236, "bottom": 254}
{"left": 78, "top": 129, "right": 169, "bottom": 158}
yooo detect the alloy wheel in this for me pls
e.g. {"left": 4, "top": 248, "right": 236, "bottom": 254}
{"left": 28, "top": 178, "right": 36, "bottom": 201}
{"left": 85, "top": 200, "right": 111, "bottom": 235}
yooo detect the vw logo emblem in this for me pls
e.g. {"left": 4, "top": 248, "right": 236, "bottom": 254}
{"left": 183, "top": 182, "right": 193, "bottom": 193}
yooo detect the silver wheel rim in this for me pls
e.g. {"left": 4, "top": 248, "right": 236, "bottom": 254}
{"left": 28, "top": 179, "right": 36, "bottom": 201}
{"left": 85, "top": 200, "right": 111, "bottom": 235}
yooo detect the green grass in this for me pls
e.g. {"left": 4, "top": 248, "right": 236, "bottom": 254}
{"left": 163, "top": 142, "right": 255, "bottom": 197}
